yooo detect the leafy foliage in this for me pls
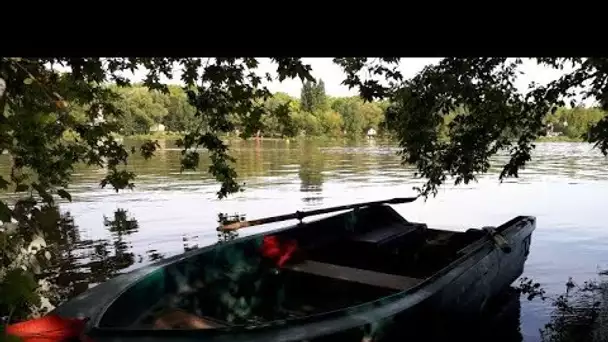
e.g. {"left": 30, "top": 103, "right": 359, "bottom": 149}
{"left": 544, "top": 106, "right": 606, "bottom": 140}
{"left": 300, "top": 79, "right": 328, "bottom": 113}
{"left": 518, "top": 275, "right": 608, "bottom": 342}
{"left": 331, "top": 97, "right": 384, "bottom": 137}
{"left": 0, "top": 57, "right": 317, "bottom": 322}
{"left": 3, "top": 56, "right": 608, "bottom": 326}
{"left": 100, "top": 85, "right": 389, "bottom": 140}
{"left": 368, "top": 58, "right": 608, "bottom": 197}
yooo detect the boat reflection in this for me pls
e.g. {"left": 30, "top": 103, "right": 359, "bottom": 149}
{"left": 381, "top": 288, "right": 523, "bottom": 342}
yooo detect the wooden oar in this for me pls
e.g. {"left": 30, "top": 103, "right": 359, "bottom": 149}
{"left": 217, "top": 197, "right": 418, "bottom": 232}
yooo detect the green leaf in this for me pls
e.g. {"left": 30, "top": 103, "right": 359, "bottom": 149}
{"left": 57, "top": 189, "right": 72, "bottom": 202}
{"left": 0, "top": 176, "right": 8, "bottom": 190}
{"left": 32, "top": 183, "right": 54, "bottom": 204}
{"left": 14, "top": 184, "right": 29, "bottom": 192}
{"left": 140, "top": 140, "right": 160, "bottom": 159}
{"left": 23, "top": 77, "right": 33, "bottom": 85}
{"left": 0, "top": 269, "right": 39, "bottom": 307}
{"left": 0, "top": 200, "right": 11, "bottom": 222}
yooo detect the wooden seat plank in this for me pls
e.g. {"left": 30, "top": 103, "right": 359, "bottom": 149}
{"left": 283, "top": 260, "right": 422, "bottom": 291}
{"left": 350, "top": 223, "right": 420, "bottom": 245}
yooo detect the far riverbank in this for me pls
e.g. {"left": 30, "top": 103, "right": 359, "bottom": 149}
{"left": 118, "top": 131, "right": 588, "bottom": 147}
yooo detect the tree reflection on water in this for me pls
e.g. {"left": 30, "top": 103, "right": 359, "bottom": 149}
{"left": 42, "top": 208, "right": 165, "bottom": 309}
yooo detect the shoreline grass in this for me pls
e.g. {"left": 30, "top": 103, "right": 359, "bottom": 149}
{"left": 116, "top": 131, "right": 588, "bottom": 146}
{"left": 535, "top": 136, "right": 584, "bottom": 143}
{"left": 118, "top": 132, "right": 389, "bottom": 143}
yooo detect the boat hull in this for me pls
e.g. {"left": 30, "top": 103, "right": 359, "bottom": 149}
{"left": 378, "top": 216, "right": 534, "bottom": 341}
{"left": 53, "top": 212, "right": 535, "bottom": 342}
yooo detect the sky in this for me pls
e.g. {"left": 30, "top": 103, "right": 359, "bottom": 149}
{"left": 128, "top": 58, "right": 588, "bottom": 103}
{"left": 254, "top": 58, "right": 442, "bottom": 97}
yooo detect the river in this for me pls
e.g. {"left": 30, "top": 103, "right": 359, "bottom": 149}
{"left": 2, "top": 138, "right": 608, "bottom": 341}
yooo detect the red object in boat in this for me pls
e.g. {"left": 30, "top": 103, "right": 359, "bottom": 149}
{"left": 5, "top": 315, "right": 92, "bottom": 342}
{"left": 261, "top": 235, "right": 298, "bottom": 267}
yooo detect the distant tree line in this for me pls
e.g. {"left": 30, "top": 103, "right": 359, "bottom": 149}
{"left": 77, "top": 79, "right": 387, "bottom": 138}
{"left": 71, "top": 80, "right": 607, "bottom": 141}
{"left": 262, "top": 79, "right": 388, "bottom": 138}
{"left": 543, "top": 107, "right": 606, "bottom": 140}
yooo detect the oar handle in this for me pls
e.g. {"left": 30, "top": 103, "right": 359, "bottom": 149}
{"left": 218, "top": 212, "right": 304, "bottom": 232}
{"left": 220, "top": 221, "right": 252, "bottom": 231}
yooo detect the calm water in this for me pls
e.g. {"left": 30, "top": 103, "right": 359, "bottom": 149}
{"left": 3, "top": 139, "right": 608, "bottom": 341}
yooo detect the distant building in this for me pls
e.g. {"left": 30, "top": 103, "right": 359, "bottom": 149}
{"left": 545, "top": 122, "right": 565, "bottom": 137}
{"left": 150, "top": 123, "right": 166, "bottom": 132}
{"left": 367, "top": 128, "right": 377, "bottom": 138}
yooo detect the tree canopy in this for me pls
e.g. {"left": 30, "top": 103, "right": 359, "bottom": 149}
{"left": 97, "top": 86, "right": 387, "bottom": 139}
{"left": 2, "top": 57, "right": 608, "bottom": 322}
{"left": 380, "top": 58, "right": 608, "bottom": 196}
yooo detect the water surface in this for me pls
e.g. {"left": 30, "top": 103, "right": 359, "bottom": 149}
{"left": 2, "top": 139, "right": 608, "bottom": 341}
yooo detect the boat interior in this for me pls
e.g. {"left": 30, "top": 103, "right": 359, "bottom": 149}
{"left": 99, "top": 205, "right": 500, "bottom": 329}
{"left": 265, "top": 205, "right": 489, "bottom": 319}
